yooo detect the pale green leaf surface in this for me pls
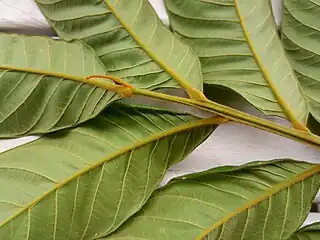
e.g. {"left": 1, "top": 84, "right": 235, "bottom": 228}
{"left": 0, "top": 104, "right": 216, "bottom": 239}
{"left": 35, "top": 0, "right": 203, "bottom": 96}
{"left": 0, "top": 33, "right": 119, "bottom": 138}
{"left": 289, "top": 222, "right": 320, "bottom": 240}
{"left": 165, "top": 0, "right": 308, "bottom": 128}
{"left": 106, "top": 160, "right": 320, "bottom": 240}
{"left": 281, "top": 0, "right": 320, "bottom": 124}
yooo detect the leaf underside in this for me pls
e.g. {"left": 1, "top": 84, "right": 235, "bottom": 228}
{"left": 35, "top": 0, "right": 203, "bottom": 94}
{"left": 281, "top": 0, "right": 320, "bottom": 125}
{"left": 105, "top": 160, "right": 320, "bottom": 240}
{"left": 289, "top": 222, "right": 320, "bottom": 240}
{"left": 0, "top": 104, "right": 216, "bottom": 239}
{"left": 165, "top": 0, "right": 308, "bottom": 126}
{"left": 0, "top": 33, "right": 118, "bottom": 138}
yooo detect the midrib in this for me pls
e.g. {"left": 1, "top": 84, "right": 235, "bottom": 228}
{"left": 233, "top": 0, "right": 307, "bottom": 131}
{"left": 0, "top": 65, "right": 120, "bottom": 92}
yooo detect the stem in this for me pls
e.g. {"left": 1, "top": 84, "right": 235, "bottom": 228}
{"left": 80, "top": 74, "right": 320, "bottom": 148}
{"left": 3, "top": 65, "right": 316, "bottom": 147}
{"left": 133, "top": 88, "right": 320, "bottom": 149}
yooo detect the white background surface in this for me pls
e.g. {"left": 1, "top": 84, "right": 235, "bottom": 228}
{"left": 0, "top": 0, "right": 319, "bottom": 225}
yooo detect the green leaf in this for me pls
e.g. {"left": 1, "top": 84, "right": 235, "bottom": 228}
{"left": 281, "top": 0, "right": 320, "bottom": 126}
{"left": 0, "top": 104, "right": 217, "bottom": 239}
{"left": 289, "top": 222, "right": 320, "bottom": 240}
{"left": 0, "top": 33, "right": 119, "bottom": 138}
{"left": 34, "top": 0, "right": 205, "bottom": 100}
{"left": 164, "top": 0, "right": 309, "bottom": 130}
{"left": 105, "top": 160, "right": 320, "bottom": 240}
